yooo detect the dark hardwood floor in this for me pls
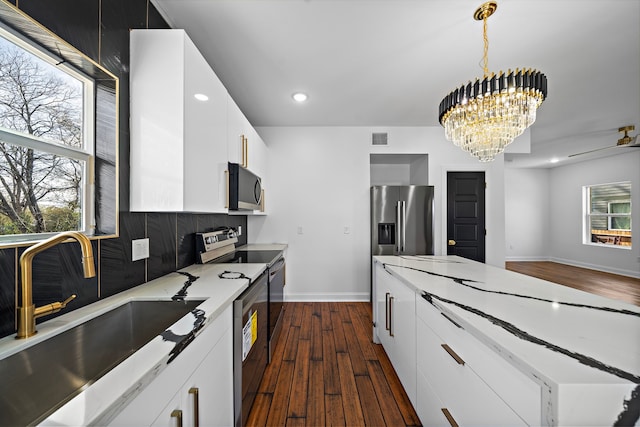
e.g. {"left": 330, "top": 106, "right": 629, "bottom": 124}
{"left": 505, "top": 261, "right": 640, "bottom": 307}
{"left": 247, "top": 263, "right": 639, "bottom": 426}
{"left": 247, "top": 302, "right": 422, "bottom": 427}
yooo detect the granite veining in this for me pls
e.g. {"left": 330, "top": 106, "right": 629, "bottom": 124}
{"left": 0, "top": 260, "right": 268, "bottom": 426}
{"left": 375, "top": 255, "right": 640, "bottom": 427}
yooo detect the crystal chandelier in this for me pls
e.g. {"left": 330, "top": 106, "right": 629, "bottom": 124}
{"left": 438, "top": 1, "right": 548, "bottom": 162}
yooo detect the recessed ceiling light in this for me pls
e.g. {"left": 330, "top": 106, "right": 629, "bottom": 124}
{"left": 194, "top": 93, "right": 209, "bottom": 101}
{"left": 292, "top": 92, "right": 308, "bottom": 103}
{"left": 550, "top": 157, "right": 560, "bottom": 163}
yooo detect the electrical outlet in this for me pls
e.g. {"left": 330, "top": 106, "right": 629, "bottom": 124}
{"left": 132, "top": 238, "right": 149, "bottom": 261}
{"left": 344, "top": 226, "right": 350, "bottom": 234}
{"left": 297, "top": 226, "right": 303, "bottom": 235}
{"left": 237, "top": 225, "right": 242, "bottom": 236}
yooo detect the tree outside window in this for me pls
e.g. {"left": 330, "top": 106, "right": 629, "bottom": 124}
{"left": 0, "top": 32, "right": 93, "bottom": 239}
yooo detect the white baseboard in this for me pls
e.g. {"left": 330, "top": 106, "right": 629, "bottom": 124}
{"left": 505, "top": 256, "right": 551, "bottom": 262}
{"left": 284, "top": 292, "right": 370, "bottom": 302}
{"left": 549, "top": 257, "right": 640, "bottom": 279}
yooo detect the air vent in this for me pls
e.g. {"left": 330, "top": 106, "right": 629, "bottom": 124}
{"left": 372, "top": 133, "right": 388, "bottom": 145}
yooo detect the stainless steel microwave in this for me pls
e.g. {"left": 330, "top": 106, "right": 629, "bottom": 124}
{"left": 228, "top": 162, "right": 262, "bottom": 210}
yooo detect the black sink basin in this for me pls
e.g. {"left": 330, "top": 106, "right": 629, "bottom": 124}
{"left": 0, "top": 299, "right": 204, "bottom": 426}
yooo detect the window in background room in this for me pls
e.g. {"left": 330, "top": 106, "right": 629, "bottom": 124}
{"left": 584, "top": 182, "right": 632, "bottom": 248}
{"left": 0, "top": 25, "right": 94, "bottom": 242}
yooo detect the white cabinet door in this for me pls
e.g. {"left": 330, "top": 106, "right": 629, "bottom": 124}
{"left": 182, "top": 320, "right": 233, "bottom": 427}
{"left": 150, "top": 393, "right": 182, "bottom": 427}
{"left": 130, "top": 29, "right": 227, "bottom": 212}
{"left": 373, "top": 262, "right": 416, "bottom": 406}
{"left": 108, "top": 305, "right": 232, "bottom": 426}
{"left": 226, "top": 95, "right": 248, "bottom": 166}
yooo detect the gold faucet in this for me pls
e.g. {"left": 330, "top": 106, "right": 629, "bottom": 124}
{"left": 16, "top": 231, "right": 96, "bottom": 339}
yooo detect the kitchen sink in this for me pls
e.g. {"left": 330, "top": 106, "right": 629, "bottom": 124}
{"left": 0, "top": 299, "right": 204, "bottom": 427}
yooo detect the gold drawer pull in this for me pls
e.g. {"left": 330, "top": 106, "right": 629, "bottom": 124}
{"left": 189, "top": 387, "right": 199, "bottom": 427}
{"left": 171, "top": 409, "right": 183, "bottom": 427}
{"left": 441, "top": 408, "right": 459, "bottom": 427}
{"left": 441, "top": 344, "right": 465, "bottom": 365}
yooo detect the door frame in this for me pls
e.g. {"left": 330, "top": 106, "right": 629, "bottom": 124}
{"left": 440, "top": 163, "right": 498, "bottom": 262}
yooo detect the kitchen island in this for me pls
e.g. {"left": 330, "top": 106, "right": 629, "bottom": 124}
{"left": 0, "top": 244, "right": 286, "bottom": 427}
{"left": 373, "top": 255, "right": 640, "bottom": 427}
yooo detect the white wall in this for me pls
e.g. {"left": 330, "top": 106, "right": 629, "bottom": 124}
{"left": 549, "top": 151, "right": 640, "bottom": 278}
{"left": 505, "top": 168, "right": 550, "bottom": 260}
{"left": 249, "top": 126, "right": 506, "bottom": 301}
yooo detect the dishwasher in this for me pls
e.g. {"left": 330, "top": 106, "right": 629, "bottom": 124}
{"left": 232, "top": 270, "right": 268, "bottom": 427}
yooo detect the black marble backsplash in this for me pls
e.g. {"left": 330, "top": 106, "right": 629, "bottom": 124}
{"left": 0, "top": 1, "right": 248, "bottom": 339}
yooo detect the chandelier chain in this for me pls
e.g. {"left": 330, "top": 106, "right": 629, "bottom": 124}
{"left": 482, "top": 15, "right": 489, "bottom": 77}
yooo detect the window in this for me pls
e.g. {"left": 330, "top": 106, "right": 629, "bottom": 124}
{"left": 0, "top": 26, "right": 94, "bottom": 242}
{"left": 584, "top": 182, "right": 632, "bottom": 248}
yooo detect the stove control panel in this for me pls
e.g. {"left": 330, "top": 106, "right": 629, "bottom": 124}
{"left": 196, "top": 229, "right": 238, "bottom": 263}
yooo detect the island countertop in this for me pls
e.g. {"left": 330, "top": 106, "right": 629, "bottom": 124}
{"left": 373, "top": 255, "right": 640, "bottom": 426}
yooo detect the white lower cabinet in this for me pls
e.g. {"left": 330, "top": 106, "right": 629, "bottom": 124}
{"left": 373, "top": 262, "right": 416, "bottom": 405}
{"left": 416, "top": 312, "right": 527, "bottom": 426}
{"left": 152, "top": 325, "right": 233, "bottom": 427}
{"left": 416, "top": 370, "right": 449, "bottom": 426}
{"left": 109, "top": 305, "right": 233, "bottom": 427}
{"left": 372, "top": 260, "right": 541, "bottom": 427}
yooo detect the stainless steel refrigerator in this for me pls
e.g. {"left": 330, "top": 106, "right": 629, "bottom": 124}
{"left": 371, "top": 185, "right": 435, "bottom": 256}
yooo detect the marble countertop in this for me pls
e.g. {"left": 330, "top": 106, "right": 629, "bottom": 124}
{"left": 0, "top": 244, "right": 286, "bottom": 426}
{"left": 374, "top": 255, "right": 640, "bottom": 426}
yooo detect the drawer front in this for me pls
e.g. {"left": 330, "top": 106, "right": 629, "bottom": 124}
{"left": 417, "top": 369, "right": 451, "bottom": 427}
{"left": 417, "top": 317, "right": 527, "bottom": 426}
{"left": 417, "top": 296, "right": 541, "bottom": 426}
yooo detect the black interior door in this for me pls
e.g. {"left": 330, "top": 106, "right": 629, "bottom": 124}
{"left": 447, "top": 172, "right": 485, "bottom": 263}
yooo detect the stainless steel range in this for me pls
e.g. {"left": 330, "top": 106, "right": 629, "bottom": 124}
{"left": 196, "top": 229, "right": 285, "bottom": 427}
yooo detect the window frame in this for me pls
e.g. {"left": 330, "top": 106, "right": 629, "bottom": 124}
{"left": 583, "top": 181, "right": 632, "bottom": 250}
{"left": 0, "top": 1, "right": 119, "bottom": 248}
{"left": 0, "top": 23, "right": 96, "bottom": 243}
{"left": 607, "top": 201, "right": 631, "bottom": 231}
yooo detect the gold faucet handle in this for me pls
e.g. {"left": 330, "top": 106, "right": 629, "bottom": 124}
{"left": 33, "top": 294, "right": 77, "bottom": 319}
{"left": 61, "top": 294, "right": 77, "bottom": 307}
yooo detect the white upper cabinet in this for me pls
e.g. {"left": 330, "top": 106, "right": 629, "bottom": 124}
{"left": 130, "top": 29, "right": 228, "bottom": 212}
{"left": 226, "top": 96, "right": 249, "bottom": 167}
{"left": 227, "top": 96, "right": 268, "bottom": 187}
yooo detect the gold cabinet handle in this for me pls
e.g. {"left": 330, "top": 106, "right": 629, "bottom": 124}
{"left": 241, "top": 135, "right": 248, "bottom": 168}
{"left": 441, "top": 344, "right": 465, "bottom": 365}
{"left": 225, "top": 170, "right": 229, "bottom": 208}
{"left": 244, "top": 135, "right": 248, "bottom": 168}
{"left": 189, "top": 387, "right": 199, "bottom": 427}
{"left": 171, "top": 409, "right": 183, "bottom": 427}
{"left": 441, "top": 408, "right": 459, "bottom": 427}
{"left": 385, "top": 292, "right": 391, "bottom": 331}
{"left": 448, "top": 239, "right": 456, "bottom": 246}
{"left": 389, "top": 296, "right": 394, "bottom": 337}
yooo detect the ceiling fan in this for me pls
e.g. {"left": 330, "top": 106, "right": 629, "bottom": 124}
{"left": 569, "top": 125, "right": 640, "bottom": 157}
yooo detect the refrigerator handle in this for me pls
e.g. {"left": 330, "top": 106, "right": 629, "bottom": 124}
{"left": 400, "top": 200, "right": 406, "bottom": 253}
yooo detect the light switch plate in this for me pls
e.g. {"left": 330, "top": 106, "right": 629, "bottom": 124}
{"left": 132, "top": 238, "right": 149, "bottom": 261}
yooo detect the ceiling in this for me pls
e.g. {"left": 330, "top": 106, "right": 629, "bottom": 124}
{"left": 151, "top": 0, "right": 640, "bottom": 168}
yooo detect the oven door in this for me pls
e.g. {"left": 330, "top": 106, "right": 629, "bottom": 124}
{"left": 268, "top": 256, "right": 285, "bottom": 362}
{"left": 233, "top": 271, "right": 268, "bottom": 427}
